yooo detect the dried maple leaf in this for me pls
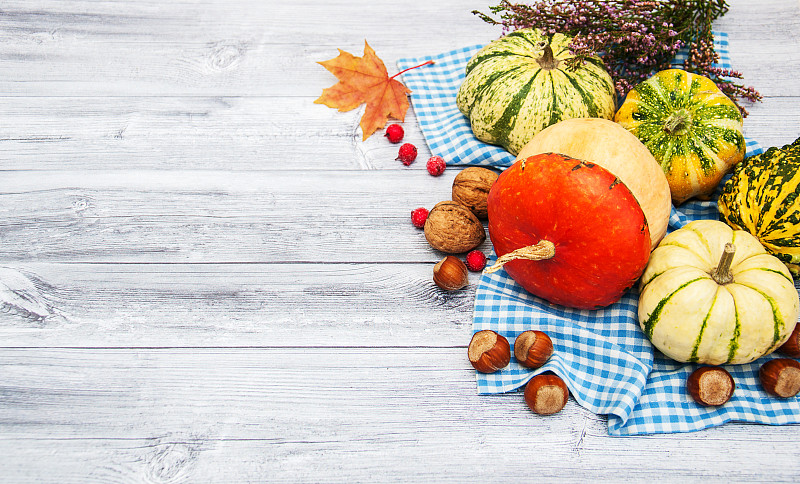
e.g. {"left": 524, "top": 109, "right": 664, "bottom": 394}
{"left": 315, "top": 41, "right": 432, "bottom": 140}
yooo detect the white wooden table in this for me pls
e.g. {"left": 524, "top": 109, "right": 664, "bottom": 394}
{"left": 2, "top": 1, "right": 800, "bottom": 481}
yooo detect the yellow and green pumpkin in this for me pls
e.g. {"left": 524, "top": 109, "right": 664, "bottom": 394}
{"left": 718, "top": 137, "right": 800, "bottom": 276}
{"left": 638, "top": 220, "right": 799, "bottom": 365}
{"left": 457, "top": 28, "right": 616, "bottom": 156}
{"left": 615, "top": 69, "right": 745, "bottom": 205}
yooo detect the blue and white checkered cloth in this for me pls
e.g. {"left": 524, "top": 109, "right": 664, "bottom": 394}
{"left": 398, "top": 32, "right": 800, "bottom": 435}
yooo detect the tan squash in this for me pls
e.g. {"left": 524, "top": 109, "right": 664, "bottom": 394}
{"left": 517, "top": 118, "right": 672, "bottom": 250}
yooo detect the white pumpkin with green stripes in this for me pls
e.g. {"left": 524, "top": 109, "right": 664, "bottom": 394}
{"left": 456, "top": 28, "right": 616, "bottom": 156}
{"left": 638, "top": 220, "right": 799, "bottom": 365}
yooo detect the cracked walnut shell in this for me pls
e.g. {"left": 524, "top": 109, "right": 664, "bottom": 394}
{"left": 452, "top": 167, "right": 498, "bottom": 219}
{"left": 424, "top": 201, "right": 485, "bottom": 254}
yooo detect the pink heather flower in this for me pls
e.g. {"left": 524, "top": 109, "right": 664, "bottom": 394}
{"left": 474, "top": 0, "right": 760, "bottom": 115}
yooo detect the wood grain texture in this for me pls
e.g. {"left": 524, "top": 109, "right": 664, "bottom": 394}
{"left": 0, "top": 0, "right": 499, "bottom": 96}
{"left": 0, "top": 0, "right": 796, "bottom": 97}
{"left": 0, "top": 170, "right": 492, "bottom": 263}
{"left": 2, "top": 0, "right": 800, "bottom": 481}
{"left": 0, "top": 262, "right": 476, "bottom": 347}
{"left": 1, "top": 96, "right": 799, "bottom": 172}
{"left": 1, "top": 347, "right": 799, "bottom": 483}
{"left": 0, "top": 96, "right": 436, "bottom": 171}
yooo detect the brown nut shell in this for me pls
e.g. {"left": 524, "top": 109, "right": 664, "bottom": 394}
{"left": 760, "top": 358, "right": 800, "bottom": 398}
{"left": 452, "top": 167, "right": 499, "bottom": 220}
{"left": 433, "top": 256, "right": 469, "bottom": 291}
{"left": 524, "top": 373, "right": 569, "bottom": 415}
{"left": 779, "top": 324, "right": 800, "bottom": 358}
{"left": 687, "top": 366, "right": 734, "bottom": 406}
{"left": 468, "top": 330, "right": 510, "bottom": 373}
{"left": 424, "top": 200, "right": 485, "bottom": 254}
{"left": 514, "top": 330, "right": 553, "bottom": 369}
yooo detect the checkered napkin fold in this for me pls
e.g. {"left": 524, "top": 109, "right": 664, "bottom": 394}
{"left": 397, "top": 32, "right": 800, "bottom": 436}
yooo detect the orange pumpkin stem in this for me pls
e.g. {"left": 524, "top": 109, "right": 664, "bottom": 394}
{"left": 711, "top": 243, "right": 736, "bottom": 285}
{"left": 484, "top": 240, "right": 556, "bottom": 275}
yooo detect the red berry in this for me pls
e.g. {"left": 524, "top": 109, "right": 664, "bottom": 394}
{"left": 385, "top": 124, "right": 405, "bottom": 143}
{"left": 397, "top": 143, "right": 418, "bottom": 166}
{"left": 411, "top": 207, "right": 429, "bottom": 228}
{"left": 465, "top": 250, "right": 487, "bottom": 272}
{"left": 426, "top": 156, "right": 446, "bottom": 176}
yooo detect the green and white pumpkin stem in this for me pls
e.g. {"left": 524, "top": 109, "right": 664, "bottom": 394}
{"left": 535, "top": 42, "right": 558, "bottom": 70}
{"left": 662, "top": 108, "right": 692, "bottom": 136}
{"left": 711, "top": 243, "right": 735, "bottom": 285}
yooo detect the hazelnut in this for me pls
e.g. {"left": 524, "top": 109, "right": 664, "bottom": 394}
{"left": 468, "top": 330, "right": 510, "bottom": 373}
{"left": 433, "top": 256, "right": 469, "bottom": 291}
{"left": 779, "top": 324, "right": 800, "bottom": 358}
{"left": 759, "top": 358, "right": 800, "bottom": 398}
{"left": 424, "top": 201, "right": 485, "bottom": 254}
{"left": 514, "top": 330, "right": 553, "bottom": 369}
{"left": 524, "top": 373, "right": 569, "bottom": 415}
{"left": 687, "top": 366, "right": 734, "bottom": 406}
{"left": 452, "top": 167, "right": 499, "bottom": 219}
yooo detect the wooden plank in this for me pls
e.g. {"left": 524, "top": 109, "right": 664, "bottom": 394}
{"left": 0, "top": 0, "right": 796, "bottom": 97}
{"left": 1, "top": 434, "right": 795, "bottom": 483}
{"left": 1, "top": 347, "right": 799, "bottom": 482}
{"left": 2, "top": 0, "right": 800, "bottom": 480}
{"left": 0, "top": 169, "right": 492, "bottom": 263}
{"left": 0, "top": 0, "right": 499, "bottom": 46}
{"left": 0, "top": 0, "right": 499, "bottom": 97}
{"left": 743, "top": 96, "right": 800, "bottom": 149}
{"left": 716, "top": 0, "right": 800, "bottom": 41}
{"left": 0, "top": 96, "right": 432, "bottom": 171}
{"left": 0, "top": 262, "right": 476, "bottom": 347}
{"left": 0, "top": 96, "right": 798, "bottom": 172}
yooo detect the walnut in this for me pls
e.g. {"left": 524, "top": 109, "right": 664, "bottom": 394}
{"left": 424, "top": 201, "right": 486, "bottom": 254}
{"left": 451, "top": 167, "right": 499, "bottom": 219}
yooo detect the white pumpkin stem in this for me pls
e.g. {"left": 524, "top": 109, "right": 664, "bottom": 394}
{"left": 711, "top": 243, "right": 736, "bottom": 284}
{"left": 484, "top": 240, "right": 556, "bottom": 274}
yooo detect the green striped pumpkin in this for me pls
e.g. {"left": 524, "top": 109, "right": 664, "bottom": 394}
{"left": 718, "top": 137, "right": 800, "bottom": 276}
{"left": 456, "top": 29, "right": 616, "bottom": 156}
{"left": 614, "top": 69, "right": 745, "bottom": 205}
{"left": 638, "top": 220, "right": 799, "bottom": 365}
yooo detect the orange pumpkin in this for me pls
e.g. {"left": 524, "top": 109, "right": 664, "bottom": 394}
{"left": 487, "top": 152, "right": 651, "bottom": 309}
